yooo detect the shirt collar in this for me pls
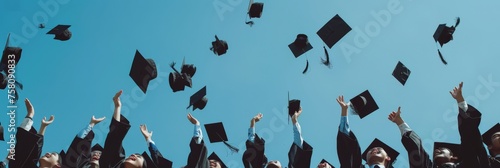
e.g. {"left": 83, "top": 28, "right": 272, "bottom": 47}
{"left": 370, "top": 164, "right": 385, "bottom": 168}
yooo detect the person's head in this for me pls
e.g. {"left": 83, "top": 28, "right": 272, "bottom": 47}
{"left": 209, "top": 159, "right": 222, "bottom": 168}
{"left": 366, "top": 147, "right": 391, "bottom": 166}
{"left": 38, "top": 152, "right": 62, "bottom": 168}
{"left": 89, "top": 150, "right": 102, "bottom": 165}
{"left": 266, "top": 160, "right": 282, "bottom": 168}
{"left": 433, "top": 147, "right": 457, "bottom": 165}
{"left": 488, "top": 131, "right": 500, "bottom": 155}
{"left": 123, "top": 153, "right": 147, "bottom": 168}
{"left": 317, "top": 162, "right": 332, "bottom": 168}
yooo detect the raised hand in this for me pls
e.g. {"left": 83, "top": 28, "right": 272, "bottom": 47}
{"left": 25, "top": 98, "right": 35, "bottom": 119}
{"left": 41, "top": 115, "right": 55, "bottom": 127}
{"left": 336, "top": 95, "right": 348, "bottom": 116}
{"left": 187, "top": 113, "right": 199, "bottom": 125}
{"left": 140, "top": 124, "right": 153, "bottom": 140}
{"left": 449, "top": 82, "right": 464, "bottom": 103}
{"left": 113, "top": 90, "right": 123, "bottom": 107}
{"left": 388, "top": 106, "right": 404, "bottom": 125}
{"left": 250, "top": 113, "right": 263, "bottom": 128}
{"left": 291, "top": 107, "right": 302, "bottom": 124}
{"left": 90, "top": 115, "right": 106, "bottom": 127}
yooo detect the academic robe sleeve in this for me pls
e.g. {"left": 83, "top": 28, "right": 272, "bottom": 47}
{"left": 242, "top": 134, "right": 266, "bottom": 168}
{"left": 99, "top": 115, "right": 131, "bottom": 168}
{"left": 185, "top": 137, "right": 209, "bottom": 168}
{"left": 457, "top": 104, "right": 491, "bottom": 168}
{"left": 401, "top": 131, "right": 432, "bottom": 168}
{"left": 9, "top": 127, "right": 43, "bottom": 168}
{"left": 337, "top": 128, "right": 363, "bottom": 168}
{"left": 148, "top": 143, "right": 173, "bottom": 168}
{"left": 62, "top": 130, "right": 95, "bottom": 168}
{"left": 287, "top": 140, "right": 313, "bottom": 168}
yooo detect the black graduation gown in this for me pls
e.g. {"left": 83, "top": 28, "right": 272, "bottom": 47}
{"left": 99, "top": 115, "right": 131, "bottom": 168}
{"left": 242, "top": 134, "right": 266, "bottom": 168}
{"left": 288, "top": 140, "right": 313, "bottom": 168}
{"left": 61, "top": 130, "right": 95, "bottom": 168}
{"left": 185, "top": 137, "right": 209, "bottom": 168}
{"left": 148, "top": 143, "right": 173, "bottom": 168}
{"left": 337, "top": 129, "right": 363, "bottom": 168}
{"left": 457, "top": 104, "right": 490, "bottom": 168}
{"left": 9, "top": 126, "right": 43, "bottom": 168}
{"left": 489, "top": 156, "right": 500, "bottom": 168}
{"left": 401, "top": 131, "right": 433, "bottom": 168}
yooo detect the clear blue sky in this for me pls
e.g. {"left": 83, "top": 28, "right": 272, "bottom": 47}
{"left": 1, "top": 0, "right": 499, "bottom": 167}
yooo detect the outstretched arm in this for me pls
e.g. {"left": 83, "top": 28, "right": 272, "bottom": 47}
{"left": 77, "top": 116, "right": 106, "bottom": 139}
{"left": 113, "top": 90, "right": 123, "bottom": 122}
{"left": 292, "top": 107, "right": 303, "bottom": 148}
{"left": 337, "top": 95, "right": 350, "bottom": 135}
{"left": 188, "top": 113, "right": 202, "bottom": 144}
{"left": 388, "top": 107, "right": 412, "bottom": 136}
{"left": 20, "top": 99, "right": 35, "bottom": 131}
{"left": 336, "top": 95, "right": 362, "bottom": 168}
{"left": 38, "top": 115, "right": 54, "bottom": 136}
{"left": 248, "top": 113, "right": 263, "bottom": 143}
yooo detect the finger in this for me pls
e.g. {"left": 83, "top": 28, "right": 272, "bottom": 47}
{"left": 150, "top": 131, "right": 153, "bottom": 136}
{"left": 397, "top": 106, "right": 401, "bottom": 114}
{"left": 43, "top": 116, "right": 46, "bottom": 121}
{"left": 49, "top": 115, "right": 55, "bottom": 121}
{"left": 459, "top": 82, "right": 463, "bottom": 89}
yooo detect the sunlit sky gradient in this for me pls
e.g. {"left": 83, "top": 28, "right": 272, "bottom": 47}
{"left": 1, "top": 0, "right": 499, "bottom": 167}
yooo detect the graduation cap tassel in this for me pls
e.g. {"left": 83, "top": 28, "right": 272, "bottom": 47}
{"left": 321, "top": 46, "right": 331, "bottom": 68}
{"left": 302, "top": 59, "right": 309, "bottom": 74}
{"left": 455, "top": 17, "right": 461, "bottom": 28}
{"left": 169, "top": 62, "right": 181, "bottom": 74}
{"left": 223, "top": 141, "right": 239, "bottom": 153}
{"left": 438, "top": 49, "right": 447, "bottom": 65}
{"left": 15, "top": 81, "right": 23, "bottom": 90}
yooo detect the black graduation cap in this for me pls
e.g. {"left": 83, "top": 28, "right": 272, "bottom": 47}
{"left": 482, "top": 123, "right": 500, "bottom": 146}
{"left": 141, "top": 152, "right": 158, "bottom": 168}
{"left": 0, "top": 122, "right": 4, "bottom": 141}
{"left": 129, "top": 50, "right": 158, "bottom": 93}
{"left": 91, "top": 143, "right": 104, "bottom": 152}
{"left": 204, "top": 122, "right": 239, "bottom": 153}
{"left": 2, "top": 33, "right": 22, "bottom": 73}
{"left": 245, "top": 0, "right": 264, "bottom": 26}
{"left": 317, "top": 14, "right": 352, "bottom": 49}
{"left": 349, "top": 90, "right": 379, "bottom": 119}
{"left": 59, "top": 150, "right": 69, "bottom": 168}
{"left": 319, "top": 159, "right": 335, "bottom": 168}
{"left": 168, "top": 59, "right": 196, "bottom": 92}
{"left": 362, "top": 138, "right": 399, "bottom": 165}
{"left": 433, "top": 142, "right": 462, "bottom": 163}
{"left": 392, "top": 61, "right": 411, "bottom": 86}
{"left": 208, "top": 152, "right": 228, "bottom": 168}
{"left": 46, "top": 25, "right": 72, "bottom": 41}
{"left": 187, "top": 86, "right": 208, "bottom": 111}
{"left": 287, "top": 92, "right": 301, "bottom": 123}
{"left": 289, "top": 34, "right": 313, "bottom": 58}
{"left": 433, "top": 17, "right": 460, "bottom": 65}
{"left": 211, "top": 35, "right": 229, "bottom": 56}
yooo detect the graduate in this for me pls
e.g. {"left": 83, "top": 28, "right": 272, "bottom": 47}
{"left": 242, "top": 113, "right": 268, "bottom": 168}
{"left": 336, "top": 95, "right": 396, "bottom": 168}
{"left": 184, "top": 113, "right": 227, "bottom": 168}
{"left": 99, "top": 90, "right": 171, "bottom": 168}
{"left": 139, "top": 124, "right": 173, "bottom": 168}
{"left": 6, "top": 98, "right": 59, "bottom": 168}
{"left": 447, "top": 82, "right": 490, "bottom": 168}
{"left": 61, "top": 115, "right": 105, "bottom": 168}
{"left": 482, "top": 123, "right": 500, "bottom": 167}
{"left": 388, "top": 107, "right": 432, "bottom": 168}
{"left": 286, "top": 106, "right": 314, "bottom": 168}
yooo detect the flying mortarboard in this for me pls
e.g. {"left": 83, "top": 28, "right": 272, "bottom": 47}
{"left": 2, "top": 33, "right": 22, "bottom": 73}
{"left": 433, "top": 17, "right": 460, "bottom": 65}
{"left": 433, "top": 142, "right": 462, "bottom": 163}
{"left": 349, "top": 90, "right": 379, "bottom": 119}
{"left": 46, "top": 25, "right": 72, "bottom": 41}
{"left": 129, "top": 50, "right": 158, "bottom": 93}
{"left": 204, "top": 122, "right": 239, "bottom": 153}
{"left": 187, "top": 86, "right": 208, "bottom": 111}
{"left": 141, "top": 152, "right": 158, "bottom": 168}
{"left": 245, "top": 0, "right": 264, "bottom": 26}
{"left": 362, "top": 138, "right": 399, "bottom": 164}
{"left": 289, "top": 34, "right": 313, "bottom": 73}
{"left": 317, "top": 14, "right": 352, "bottom": 49}
{"left": 392, "top": 61, "right": 411, "bottom": 86}
{"left": 482, "top": 123, "right": 500, "bottom": 146}
{"left": 211, "top": 35, "right": 228, "bottom": 56}
{"left": 319, "top": 159, "right": 335, "bottom": 168}
{"left": 91, "top": 144, "right": 104, "bottom": 152}
{"left": 169, "top": 58, "right": 196, "bottom": 92}
{"left": 208, "top": 152, "right": 228, "bottom": 168}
